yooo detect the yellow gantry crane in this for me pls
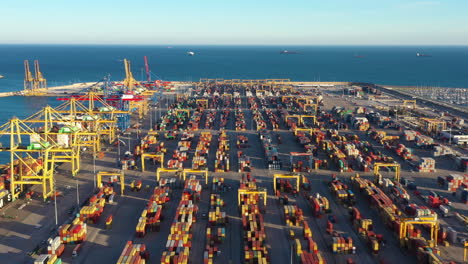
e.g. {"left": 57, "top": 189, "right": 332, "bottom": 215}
{"left": 123, "top": 59, "right": 138, "bottom": 91}
{"left": 398, "top": 216, "right": 439, "bottom": 248}
{"left": 182, "top": 169, "right": 209, "bottom": 184}
{"left": 373, "top": 162, "right": 401, "bottom": 184}
{"left": 21, "top": 106, "right": 81, "bottom": 177}
{"left": 24, "top": 60, "right": 35, "bottom": 92}
{"left": 34, "top": 60, "right": 47, "bottom": 91}
{"left": 0, "top": 118, "right": 57, "bottom": 201}
{"left": 238, "top": 188, "right": 267, "bottom": 206}
{"left": 97, "top": 171, "right": 125, "bottom": 195}
{"left": 273, "top": 174, "right": 301, "bottom": 193}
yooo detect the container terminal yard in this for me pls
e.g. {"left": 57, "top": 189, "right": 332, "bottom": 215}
{"left": 0, "top": 59, "right": 467, "bottom": 264}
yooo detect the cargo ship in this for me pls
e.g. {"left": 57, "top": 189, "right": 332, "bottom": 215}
{"left": 280, "top": 50, "right": 298, "bottom": 54}
{"left": 416, "top": 53, "right": 431, "bottom": 57}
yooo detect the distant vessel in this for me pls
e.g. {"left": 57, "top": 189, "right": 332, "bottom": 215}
{"left": 187, "top": 51, "right": 195, "bottom": 56}
{"left": 416, "top": 53, "right": 431, "bottom": 57}
{"left": 353, "top": 54, "right": 365, "bottom": 58}
{"left": 0, "top": 75, "right": 3, "bottom": 79}
{"left": 280, "top": 50, "right": 298, "bottom": 54}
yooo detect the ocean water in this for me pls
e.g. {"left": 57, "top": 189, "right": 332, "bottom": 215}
{"left": 1, "top": 45, "right": 468, "bottom": 90}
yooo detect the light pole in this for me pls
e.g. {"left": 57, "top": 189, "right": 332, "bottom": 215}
{"left": 75, "top": 175, "right": 80, "bottom": 206}
{"left": 93, "top": 151, "right": 96, "bottom": 188}
{"left": 54, "top": 178, "right": 58, "bottom": 226}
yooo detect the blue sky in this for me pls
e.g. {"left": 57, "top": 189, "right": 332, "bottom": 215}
{"left": 2, "top": 0, "right": 467, "bottom": 45}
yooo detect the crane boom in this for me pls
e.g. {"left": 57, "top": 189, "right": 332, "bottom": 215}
{"left": 122, "top": 59, "right": 138, "bottom": 91}
{"left": 144, "top": 56, "right": 151, "bottom": 82}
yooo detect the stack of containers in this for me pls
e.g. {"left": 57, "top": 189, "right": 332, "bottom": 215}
{"left": 34, "top": 254, "right": 61, "bottom": 264}
{"left": 58, "top": 218, "right": 87, "bottom": 244}
{"left": 215, "top": 131, "right": 230, "bottom": 172}
{"left": 183, "top": 177, "right": 202, "bottom": 202}
{"left": 433, "top": 145, "right": 453, "bottom": 157}
{"left": 344, "top": 144, "right": 360, "bottom": 157}
{"left": 79, "top": 192, "right": 106, "bottom": 223}
{"left": 192, "top": 132, "right": 212, "bottom": 170}
{"left": 384, "top": 180, "right": 410, "bottom": 203}
{"left": 260, "top": 130, "right": 281, "bottom": 170}
{"left": 415, "top": 135, "right": 434, "bottom": 148}
{"left": 136, "top": 186, "right": 170, "bottom": 237}
{"left": 220, "top": 110, "right": 230, "bottom": 129}
{"left": 393, "top": 144, "right": 412, "bottom": 160}
{"left": 47, "top": 237, "right": 65, "bottom": 257}
{"left": 416, "top": 158, "right": 436, "bottom": 172}
{"left": 0, "top": 177, "right": 10, "bottom": 209}
{"left": 188, "top": 111, "right": 202, "bottom": 131}
{"left": 331, "top": 236, "right": 355, "bottom": 254}
{"left": 442, "top": 174, "right": 468, "bottom": 191}
{"left": 402, "top": 130, "right": 418, "bottom": 141}
{"left": 238, "top": 151, "right": 251, "bottom": 173}
{"left": 265, "top": 109, "right": 280, "bottom": 130}
{"left": 235, "top": 110, "right": 246, "bottom": 131}
{"left": 350, "top": 207, "right": 382, "bottom": 254}
{"left": 351, "top": 175, "right": 402, "bottom": 234}
{"left": 212, "top": 177, "right": 225, "bottom": 193}
{"left": 309, "top": 195, "right": 330, "bottom": 217}
{"left": 204, "top": 110, "right": 216, "bottom": 130}
{"left": 205, "top": 194, "right": 227, "bottom": 263}
{"left": 115, "top": 241, "right": 149, "bottom": 264}
{"left": 253, "top": 109, "right": 267, "bottom": 130}
{"left": 161, "top": 179, "right": 199, "bottom": 264}
{"left": 330, "top": 180, "right": 354, "bottom": 205}
{"left": 239, "top": 176, "right": 269, "bottom": 263}
{"left": 283, "top": 205, "right": 304, "bottom": 226}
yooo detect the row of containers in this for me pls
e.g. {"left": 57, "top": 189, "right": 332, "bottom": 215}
{"left": 192, "top": 132, "right": 212, "bottom": 170}
{"left": 350, "top": 174, "right": 450, "bottom": 264}
{"left": 215, "top": 131, "right": 230, "bottom": 172}
{"left": 437, "top": 174, "right": 468, "bottom": 203}
{"left": 35, "top": 186, "right": 116, "bottom": 264}
{"left": 259, "top": 130, "right": 282, "bottom": 170}
{"left": 220, "top": 110, "right": 230, "bottom": 129}
{"left": 235, "top": 110, "right": 247, "bottom": 131}
{"left": 160, "top": 177, "right": 201, "bottom": 263}
{"left": 275, "top": 176, "right": 327, "bottom": 263}
{"left": 135, "top": 184, "right": 171, "bottom": 237}
{"left": 239, "top": 174, "right": 270, "bottom": 263}
{"left": 167, "top": 131, "right": 193, "bottom": 169}
{"left": 204, "top": 191, "right": 227, "bottom": 263}
{"left": 0, "top": 158, "right": 43, "bottom": 209}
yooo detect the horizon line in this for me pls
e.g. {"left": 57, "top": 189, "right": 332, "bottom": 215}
{"left": 1, "top": 43, "right": 468, "bottom": 47}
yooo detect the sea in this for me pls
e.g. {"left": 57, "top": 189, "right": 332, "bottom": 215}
{"left": 0, "top": 44, "right": 467, "bottom": 135}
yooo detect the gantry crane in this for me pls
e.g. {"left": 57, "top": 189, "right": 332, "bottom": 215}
{"left": 34, "top": 60, "right": 47, "bottom": 91}
{"left": 373, "top": 162, "right": 401, "bottom": 185}
{"left": 238, "top": 188, "right": 267, "bottom": 206}
{"left": 123, "top": 58, "right": 138, "bottom": 91}
{"left": 21, "top": 106, "right": 81, "bottom": 177}
{"left": 144, "top": 56, "right": 151, "bottom": 83}
{"left": 0, "top": 118, "right": 57, "bottom": 201}
{"left": 398, "top": 216, "right": 439, "bottom": 248}
{"left": 97, "top": 171, "right": 125, "bottom": 195}
{"left": 182, "top": 169, "right": 209, "bottom": 184}
{"left": 273, "top": 174, "right": 301, "bottom": 193}
{"left": 24, "top": 60, "right": 34, "bottom": 92}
